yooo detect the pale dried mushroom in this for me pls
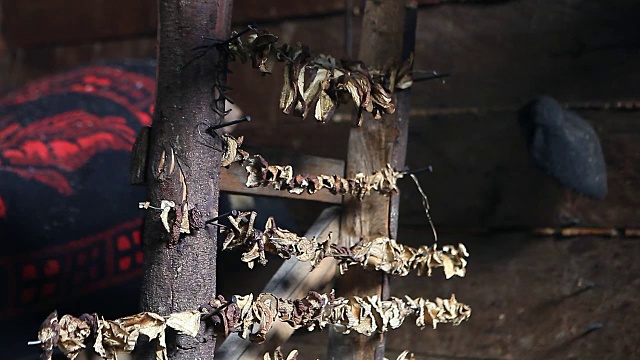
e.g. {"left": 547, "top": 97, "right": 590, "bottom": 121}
{"left": 215, "top": 290, "right": 469, "bottom": 342}
{"left": 37, "top": 311, "right": 202, "bottom": 360}
{"left": 384, "top": 351, "right": 416, "bottom": 360}
{"left": 220, "top": 136, "right": 404, "bottom": 200}
{"left": 57, "top": 315, "right": 92, "bottom": 359}
{"left": 38, "top": 292, "right": 469, "bottom": 359}
{"left": 264, "top": 347, "right": 299, "bottom": 360}
{"left": 225, "top": 27, "right": 413, "bottom": 125}
{"left": 221, "top": 211, "right": 468, "bottom": 280}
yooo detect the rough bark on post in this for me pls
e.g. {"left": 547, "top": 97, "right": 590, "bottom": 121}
{"left": 328, "top": 1, "right": 416, "bottom": 359}
{"left": 140, "top": 0, "right": 233, "bottom": 359}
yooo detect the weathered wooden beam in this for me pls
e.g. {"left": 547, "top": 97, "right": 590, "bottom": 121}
{"left": 1, "top": 0, "right": 443, "bottom": 47}
{"left": 215, "top": 207, "right": 340, "bottom": 360}
{"left": 1, "top": 0, "right": 157, "bottom": 47}
{"left": 327, "top": 1, "right": 416, "bottom": 359}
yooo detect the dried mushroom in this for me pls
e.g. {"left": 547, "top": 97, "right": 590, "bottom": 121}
{"left": 36, "top": 311, "right": 200, "bottom": 360}
{"left": 221, "top": 135, "right": 404, "bottom": 200}
{"left": 225, "top": 27, "right": 413, "bottom": 125}
{"left": 39, "top": 292, "right": 469, "bottom": 359}
{"left": 58, "top": 315, "right": 92, "bottom": 359}
{"left": 264, "top": 347, "right": 299, "bottom": 360}
{"left": 385, "top": 351, "right": 416, "bottom": 360}
{"left": 221, "top": 211, "right": 468, "bottom": 279}
{"left": 210, "top": 290, "right": 469, "bottom": 342}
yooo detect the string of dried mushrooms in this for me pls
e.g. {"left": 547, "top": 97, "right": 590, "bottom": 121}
{"left": 263, "top": 347, "right": 415, "bottom": 360}
{"left": 221, "top": 211, "right": 468, "bottom": 279}
{"left": 222, "top": 134, "right": 404, "bottom": 200}
{"left": 223, "top": 27, "right": 413, "bottom": 125}
{"left": 37, "top": 291, "right": 469, "bottom": 360}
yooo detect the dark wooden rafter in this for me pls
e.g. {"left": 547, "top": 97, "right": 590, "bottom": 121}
{"left": 327, "top": 1, "right": 417, "bottom": 359}
{"left": 1, "top": 0, "right": 440, "bottom": 47}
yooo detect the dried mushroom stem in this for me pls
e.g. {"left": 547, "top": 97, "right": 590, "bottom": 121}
{"left": 223, "top": 27, "right": 413, "bottom": 125}
{"left": 221, "top": 211, "right": 469, "bottom": 279}
{"left": 221, "top": 134, "right": 404, "bottom": 200}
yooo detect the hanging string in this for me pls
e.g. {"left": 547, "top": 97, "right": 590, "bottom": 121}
{"left": 409, "top": 173, "right": 438, "bottom": 243}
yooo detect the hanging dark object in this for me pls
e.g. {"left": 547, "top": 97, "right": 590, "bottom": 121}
{"left": 518, "top": 96, "right": 607, "bottom": 199}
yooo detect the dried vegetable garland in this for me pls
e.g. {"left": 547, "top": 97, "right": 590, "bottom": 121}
{"left": 223, "top": 27, "right": 413, "bottom": 125}
{"left": 36, "top": 291, "right": 469, "bottom": 360}
{"left": 221, "top": 210, "right": 468, "bottom": 279}
{"left": 263, "top": 347, "right": 415, "bottom": 360}
{"left": 36, "top": 310, "right": 200, "bottom": 360}
{"left": 221, "top": 134, "right": 404, "bottom": 200}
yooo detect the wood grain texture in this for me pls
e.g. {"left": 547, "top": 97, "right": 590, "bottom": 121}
{"left": 1, "top": 0, "right": 157, "bottom": 47}
{"left": 328, "top": 1, "right": 411, "bottom": 359}
{"left": 0, "top": 0, "right": 444, "bottom": 47}
{"left": 139, "top": 0, "right": 233, "bottom": 359}
{"left": 399, "top": 110, "right": 640, "bottom": 229}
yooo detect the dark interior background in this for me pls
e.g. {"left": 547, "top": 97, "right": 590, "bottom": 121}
{"left": 1, "top": 0, "right": 639, "bottom": 359}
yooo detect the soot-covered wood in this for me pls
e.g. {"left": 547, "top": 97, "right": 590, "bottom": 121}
{"left": 140, "top": 0, "right": 233, "bottom": 359}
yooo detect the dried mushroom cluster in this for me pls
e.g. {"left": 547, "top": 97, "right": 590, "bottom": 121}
{"left": 37, "top": 291, "right": 469, "bottom": 360}
{"left": 263, "top": 347, "right": 299, "bottom": 360}
{"left": 222, "top": 135, "right": 403, "bottom": 200}
{"left": 221, "top": 211, "right": 468, "bottom": 279}
{"left": 225, "top": 28, "right": 413, "bottom": 125}
{"left": 36, "top": 310, "right": 200, "bottom": 360}
{"left": 207, "top": 290, "right": 470, "bottom": 342}
{"left": 263, "top": 348, "right": 414, "bottom": 360}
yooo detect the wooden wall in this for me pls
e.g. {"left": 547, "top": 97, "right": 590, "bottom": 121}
{"left": 2, "top": 0, "right": 639, "bottom": 359}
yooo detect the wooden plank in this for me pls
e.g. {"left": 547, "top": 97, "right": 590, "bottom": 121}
{"left": 215, "top": 206, "right": 341, "bottom": 360}
{"left": 399, "top": 110, "right": 640, "bottom": 229}
{"left": 0, "top": 0, "right": 444, "bottom": 47}
{"left": 327, "top": 1, "right": 414, "bottom": 359}
{"left": 1, "top": 0, "right": 157, "bottom": 47}
{"left": 413, "top": 0, "right": 640, "bottom": 108}
{"left": 220, "top": 151, "right": 345, "bottom": 204}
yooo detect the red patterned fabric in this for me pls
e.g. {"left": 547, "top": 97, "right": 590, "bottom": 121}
{"left": 0, "top": 61, "right": 155, "bottom": 357}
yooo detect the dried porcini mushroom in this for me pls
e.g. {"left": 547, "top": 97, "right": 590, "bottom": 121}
{"left": 36, "top": 310, "right": 204, "bottom": 360}
{"left": 221, "top": 211, "right": 468, "bottom": 279}
{"left": 139, "top": 200, "right": 176, "bottom": 234}
{"left": 226, "top": 27, "right": 412, "bottom": 125}
{"left": 38, "top": 311, "right": 60, "bottom": 360}
{"left": 38, "top": 291, "right": 469, "bottom": 359}
{"left": 264, "top": 347, "right": 299, "bottom": 360}
{"left": 93, "top": 312, "right": 168, "bottom": 360}
{"left": 58, "top": 315, "right": 92, "bottom": 359}
{"left": 217, "top": 290, "right": 469, "bottom": 343}
{"left": 221, "top": 134, "right": 249, "bottom": 167}
{"left": 166, "top": 310, "right": 201, "bottom": 337}
{"left": 221, "top": 135, "right": 405, "bottom": 200}
{"left": 385, "top": 351, "right": 416, "bottom": 360}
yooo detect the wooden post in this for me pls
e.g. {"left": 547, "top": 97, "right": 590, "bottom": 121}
{"left": 140, "top": 0, "right": 233, "bottom": 359}
{"left": 328, "top": 1, "right": 416, "bottom": 359}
